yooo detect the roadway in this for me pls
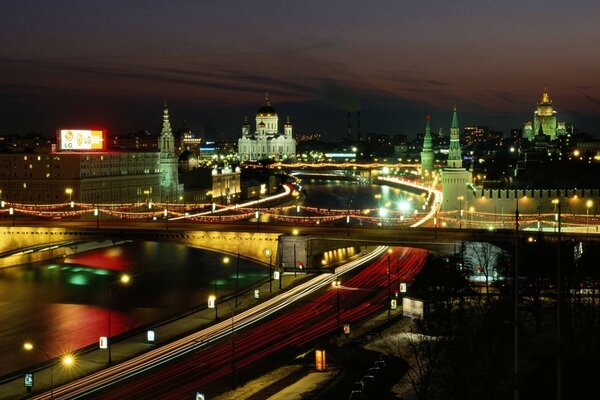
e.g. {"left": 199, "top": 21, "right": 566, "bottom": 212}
{"left": 29, "top": 246, "right": 427, "bottom": 399}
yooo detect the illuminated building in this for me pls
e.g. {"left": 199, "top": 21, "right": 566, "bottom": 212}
{"left": 0, "top": 152, "right": 161, "bottom": 204}
{"left": 523, "top": 89, "right": 568, "bottom": 142}
{"left": 420, "top": 115, "right": 434, "bottom": 176}
{"left": 158, "top": 103, "right": 184, "bottom": 201}
{"left": 441, "top": 107, "right": 473, "bottom": 212}
{"left": 0, "top": 104, "right": 183, "bottom": 204}
{"left": 237, "top": 93, "right": 296, "bottom": 162}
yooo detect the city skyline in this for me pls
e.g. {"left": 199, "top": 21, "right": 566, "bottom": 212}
{"left": 2, "top": 0, "right": 600, "bottom": 139}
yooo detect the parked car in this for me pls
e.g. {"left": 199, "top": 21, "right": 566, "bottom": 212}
{"left": 368, "top": 366, "right": 382, "bottom": 377}
{"left": 374, "top": 359, "right": 386, "bottom": 369}
{"left": 349, "top": 389, "right": 364, "bottom": 399}
{"left": 352, "top": 381, "right": 365, "bottom": 392}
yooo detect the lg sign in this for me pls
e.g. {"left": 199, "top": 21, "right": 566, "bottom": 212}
{"left": 58, "top": 129, "right": 104, "bottom": 151}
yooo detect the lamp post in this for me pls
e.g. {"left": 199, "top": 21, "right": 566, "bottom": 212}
{"left": 235, "top": 253, "right": 240, "bottom": 307}
{"left": 24, "top": 343, "right": 75, "bottom": 399}
{"left": 332, "top": 279, "right": 341, "bottom": 336}
{"left": 374, "top": 194, "right": 382, "bottom": 226}
{"left": 94, "top": 205, "right": 99, "bottom": 229}
{"left": 65, "top": 188, "right": 73, "bottom": 204}
{"left": 346, "top": 199, "right": 352, "bottom": 236}
{"left": 108, "top": 273, "right": 130, "bottom": 364}
{"left": 457, "top": 196, "right": 464, "bottom": 228}
{"left": 264, "top": 248, "right": 273, "bottom": 293}
{"left": 9, "top": 206, "right": 14, "bottom": 227}
{"left": 387, "top": 249, "right": 392, "bottom": 322}
{"left": 469, "top": 206, "right": 475, "bottom": 228}
{"left": 554, "top": 197, "right": 562, "bottom": 400}
{"left": 586, "top": 200, "right": 593, "bottom": 234}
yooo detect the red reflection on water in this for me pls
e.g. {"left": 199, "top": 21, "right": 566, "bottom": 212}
{"left": 42, "top": 304, "right": 142, "bottom": 360}
{"left": 64, "top": 247, "right": 129, "bottom": 271}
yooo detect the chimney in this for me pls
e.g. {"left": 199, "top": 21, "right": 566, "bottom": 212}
{"left": 356, "top": 110, "right": 361, "bottom": 141}
{"left": 347, "top": 112, "right": 352, "bottom": 139}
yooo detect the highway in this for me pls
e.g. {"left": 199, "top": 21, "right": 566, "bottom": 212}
{"left": 30, "top": 246, "right": 427, "bottom": 399}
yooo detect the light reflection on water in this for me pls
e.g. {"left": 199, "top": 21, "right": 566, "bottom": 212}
{"left": 0, "top": 241, "right": 266, "bottom": 376}
{"left": 300, "top": 180, "right": 425, "bottom": 211}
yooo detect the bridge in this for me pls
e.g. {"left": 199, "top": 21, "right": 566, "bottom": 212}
{"left": 1, "top": 222, "right": 598, "bottom": 272}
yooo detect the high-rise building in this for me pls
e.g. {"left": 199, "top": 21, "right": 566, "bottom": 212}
{"left": 523, "top": 89, "right": 568, "bottom": 142}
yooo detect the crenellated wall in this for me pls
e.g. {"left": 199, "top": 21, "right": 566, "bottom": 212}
{"left": 458, "top": 187, "right": 600, "bottom": 215}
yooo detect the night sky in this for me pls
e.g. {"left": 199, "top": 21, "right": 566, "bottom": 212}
{"left": 2, "top": 0, "right": 600, "bottom": 140}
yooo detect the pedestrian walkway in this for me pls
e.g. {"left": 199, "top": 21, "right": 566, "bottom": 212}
{"left": 0, "top": 273, "right": 309, "bottom": 400}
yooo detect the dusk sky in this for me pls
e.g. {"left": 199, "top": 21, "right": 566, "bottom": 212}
{"left": 2, "top": 0, "right": 600, "bottom": 140}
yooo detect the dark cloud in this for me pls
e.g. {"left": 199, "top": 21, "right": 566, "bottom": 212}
{"left": 491, "top": 91, "right": 530, "bottom": 106}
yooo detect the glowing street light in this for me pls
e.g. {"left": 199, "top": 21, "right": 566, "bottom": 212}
{"left": 332, "top": 279, "right": 342, "bottom": 336}
{"left": 23, "top": 342, "right": 75, "bottom": 399}
{"left": 586, "top": 200, "right": 593, "bottom": 234}
{"left": 65, "top": 188, "right": 73, "bottom": 206}
{"left": 264, "top": 248, "right": 273, "bottom": 293}
{"left": 107, "top": 273, "right": 131, "bottom": 364}
{"left": 457, "top": 196, "right": 464, "bottom": 228}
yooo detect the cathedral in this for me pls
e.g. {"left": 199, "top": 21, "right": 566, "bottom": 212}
{"left": 523, "top": 89, "right": 568, "bottom": 142}
{"left": 237, "top": 94, "right": 297, "bottom": 162}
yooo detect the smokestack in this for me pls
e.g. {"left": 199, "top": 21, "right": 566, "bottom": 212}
{"left": 347, "top": 111, "right": 352, "bottom": 139}
{"left": 356, "top": 110, "right": 361, "bottom": 141}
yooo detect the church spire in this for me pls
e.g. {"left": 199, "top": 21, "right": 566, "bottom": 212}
{"left": 159, "top": 101, "right": 174, "bottom": 155}
{"left": 264, "top": 91, "right": 271, "bottom": 106}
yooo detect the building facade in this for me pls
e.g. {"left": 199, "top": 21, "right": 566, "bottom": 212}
{"left": 238, "top": 94, "right": 296, "bottom": 162}
{"left": 0, "top": 152, "right": 161, "bottom": 204}
{"left": 441, "top": 107, "right": 473, "bottom": 212}
{"left": 523, "top": 89, "right": 568, "bottom": 142}
{"left": 420, "top": 115, "right": 434, "bottom": 177}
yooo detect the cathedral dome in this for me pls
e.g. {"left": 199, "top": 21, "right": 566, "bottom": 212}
{"left": 256, "top": 93, "right": 277, "bottom": 117}
{"left": 178, "top": 149, "right": 198, "bottom": 172}
{"left": 257, "top": 104, "right": 277, "bottom": 117}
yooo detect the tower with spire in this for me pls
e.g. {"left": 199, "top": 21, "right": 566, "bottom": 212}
{"left": 440, "top": 107, "right": 473, "bottom": 215}
{"left": 420, "top": 115, "right": 434, "bottom": 176}
{"left": 158, "top": 102, "right": 182, "bottom": 201}
{"left": 447, "top": 107, "right": 462, "bottom": 168}
{"left": 523, "top": 88, "right": 568, "bottom": 142}
{"left": 238, "top": 92, "right": 296, "bottom": 161}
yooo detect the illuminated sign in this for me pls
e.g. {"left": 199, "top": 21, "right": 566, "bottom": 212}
{"left": 24, "top": 373, "right": 33, "bottom": 387}
{"left": 59, "top": 129, "right": 104, "bottom": 150}
{"left": 402, "top": 297, "right": 424, "bottom": 320}
{"left": 99, "top": 336, "right": 108, "bottom": 349}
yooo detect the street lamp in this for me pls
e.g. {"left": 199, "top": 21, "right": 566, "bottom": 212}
{"left": 9, "top": 206, "right": 14, "bottom": 227}
{"left": 457, "top": 196, "right": 464, "bottom": 228}
{"left": 387, "top": 248, "right": 392, "bottom": 322}
{"left": 469, "top": 206, "right": 475, "bottom": 227}
{"left": 332, "top": 279, "right": 342, "bottom": 336}
{"left": 107, "top": 273, "right": 131, "bottom": 364}
{"left": 374, "top": 194, "right": 382, "bottom": 226}
{"left": 586, "top": 200, "right": 593, "bottom": 234}
{"left": 65, "top": 188, "right": 73, "bottom": 205}
{"left": 23, "top": 342, "right": 75, "bottom": 399}
{"left": 346, "top": 199, "right": 353, "bottom": 236}
{"left": 264, "top": 248, "right": 273, "bottom": 293}
{"left": 94, "top": 205, "right": 99, "bottom": 229}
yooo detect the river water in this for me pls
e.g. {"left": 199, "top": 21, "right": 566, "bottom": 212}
{"left": 0, "top": 180, "right": 422, "bottom": 377}
{"left": 0, "top": 242, "right": 266, "bottom": 376}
